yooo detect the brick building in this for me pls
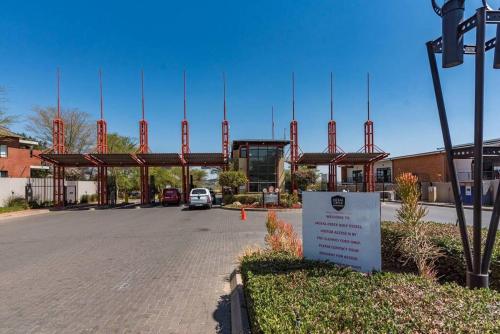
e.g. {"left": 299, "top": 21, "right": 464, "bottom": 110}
{"left": 342, "top": 138, "right": 500, "bottom": 183}
{"left": 0, "top": 127, "right": 45, "bottom": 178}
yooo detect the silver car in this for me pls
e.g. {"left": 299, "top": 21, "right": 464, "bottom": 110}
{"left": 188, "top": 188, "right": 212, "bottom": 209}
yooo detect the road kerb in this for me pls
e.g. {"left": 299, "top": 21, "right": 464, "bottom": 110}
{"left": 230, "top": 269, "right": 250, "bottom": 334}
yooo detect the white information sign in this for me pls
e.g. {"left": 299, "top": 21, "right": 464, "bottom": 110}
{"left": 302, "top": 192, "right": 381, "bottom": 273}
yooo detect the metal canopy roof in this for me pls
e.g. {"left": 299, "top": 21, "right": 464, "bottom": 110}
{"left": 296, "top": 153, "right": 342, "bottom": 165}
{"left": 337, "top": 152, "right": 389, "bottom": 165}
{"left": 136, "top": 153, "right": 183, "bottom": 166}
{"left": 184, "top": 153, "right": 226, "bottom": 166}
{"left": 89, "top": 153, "right": 140, "bottom": 167}
{"left": 40, "top": 153, "right": 95, "bottom": 167}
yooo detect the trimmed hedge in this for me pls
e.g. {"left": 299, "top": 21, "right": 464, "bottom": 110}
{"left": 223, "top": 193, "right": 262, "bottom": 205}
{"left": 241, "top": 251, "right": 500, "bottom": 334}
{"left": 381, "top": 221, "right": 500, "bottom": 290}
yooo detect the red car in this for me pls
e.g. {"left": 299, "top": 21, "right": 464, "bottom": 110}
{"left": 161, "top": 188, "right": 181, "bottom": 206}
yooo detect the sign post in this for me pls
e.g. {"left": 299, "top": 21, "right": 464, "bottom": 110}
{"left": 302, "top": 192, "right": 381, "bottom": 273}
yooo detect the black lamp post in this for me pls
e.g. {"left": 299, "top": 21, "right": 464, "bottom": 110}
{"left": 427, "top": 0, "right": 500, "bottom": 289}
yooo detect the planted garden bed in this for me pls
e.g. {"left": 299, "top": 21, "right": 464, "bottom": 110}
{"left": 241, "top": 251, "right": 500, "bottom": 333}
{"left": 382, "top": 221, "right": 500, "bottom": 290}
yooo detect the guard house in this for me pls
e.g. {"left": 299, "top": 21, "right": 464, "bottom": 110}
{"left": 232, "top": 139, "right": 289, "bottom": 192}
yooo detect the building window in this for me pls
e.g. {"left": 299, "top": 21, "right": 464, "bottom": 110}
{"left": 247, "top": 146, "right": 278, "bottom": 192}
{"left": 0, "top": 171, "right": 7, "bottom": 177}
{"left": 240, "top": 147, "right": 247, "bottom": 158}
{"left": 0, "top": 145, "right": 7, "bottom": 158}
{"left": 376, "top": 168, "right": 392, "bottom": 183}
{"left": 352, "top": 170, "right": 363, "bottom": 183}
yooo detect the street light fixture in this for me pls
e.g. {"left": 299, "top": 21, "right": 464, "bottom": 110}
{"left": 427, "top": 0, "right": 500, "bottom": 289}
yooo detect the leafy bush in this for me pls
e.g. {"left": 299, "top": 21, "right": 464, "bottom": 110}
{"left": 224, "top": 194, "right": 262, "bottom": 205}
{"left": 80, "top": 194, "right": 89, "bottom": 204}
{"left": 241, "top": 251, "right": 500, "bottom": 334}
{"left": 279, "top": 193, "right": 299, "bottom": 208}
{"left": 395, "top": 172, "right": 441, "bottom": 278}
{"left": 4, "top": 196, "right": 28, "bottom": 209}
{"left": 222, "top": 194, "right": 235, "bottom": 205}
{"left": 218, "top": 170, "right": 248, "bottom": 193}
{"left": 382, "top": 221, "right": 500, "bottom": 290}
{"left": 264, "top": 211, "right": 302, "bottom": 257}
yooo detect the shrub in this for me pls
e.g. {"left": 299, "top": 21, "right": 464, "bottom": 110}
{"left": 234, "top": 194, "right": 262, "bottom": 205}
{"left": 88, "top": 194, "right": 98, "bottom": 203}
{"left": 4, "top": 196, "right": 28, "bottom": 209}
{"left": 241, "top": 251, "right": 500, "bottom": 334}
{"left": 381, "top": 221, "right": 500, "bottom": 290}
{"left": 264, "top": 211, "right": 302, "bottom": 257}
{"left": 395, "top": 172, "right": 441, "bottom": 279}
{"left": 218, "top": 170, "right": 248, "bottom": 193}
{"left": 223, "top": 194, "right": 235, "bottom": 205}
{"left": 80, "top": 194, "right": 89, "bottom": 204}
{"left": 279, "top": 192, "right": 299, "bottom": 208}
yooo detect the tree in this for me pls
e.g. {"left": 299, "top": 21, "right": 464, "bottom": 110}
{"left": 189, "top": 169, "right": 208, "bottom": 188}
{"left": 108, "top": 133, "right": 137, "bottom": 153}
{"left": 0, "top": 86, "right": 17, "bottom": 127}
{"left": 218, "top": 170, "right": 248, "bottom": 193}
{"left": 25, "top": 106, "right": 94, "bottom": 153}
{"left": 295, "top": 167, "right": 318, "bottom": 191}
{"left": 150, "top": 167, "right": 182, "bottom": 191}
{"left": 106, "top": 133, "right": 139, "bottom": 197}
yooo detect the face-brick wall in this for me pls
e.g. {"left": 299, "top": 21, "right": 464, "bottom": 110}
{"left": 0, "top": 147, "right": 43, "bottom": 177}
{"left": 392, "top": 152, "right": 447, "bottom": 182}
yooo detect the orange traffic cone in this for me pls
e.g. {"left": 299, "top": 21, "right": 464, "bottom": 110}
{"left": 241, "top": 207, "right": 247, "bottom": 221}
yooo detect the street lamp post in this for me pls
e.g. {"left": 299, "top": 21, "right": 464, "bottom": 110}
{"left": 427, "top": 0, "right": 500, "bottom": 289}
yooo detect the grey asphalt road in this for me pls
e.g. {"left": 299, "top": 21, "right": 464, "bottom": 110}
{"left": 381, "top": 201, "right": 493, "bottom": 228}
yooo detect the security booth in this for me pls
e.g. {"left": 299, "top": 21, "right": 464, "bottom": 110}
{"left": 231, "top": 139, "right": 290, "bottom": 193}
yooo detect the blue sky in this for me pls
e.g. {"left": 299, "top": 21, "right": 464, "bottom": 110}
{"left": 0, "top": 0, "right": 498, "bottom": 157}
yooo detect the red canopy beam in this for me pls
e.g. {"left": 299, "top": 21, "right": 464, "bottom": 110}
{"left": 139, "top": 70, "right": 150, "bottom": 204}
{"left": 363, "top": 73, "right": 375, "bottom": 192}
{"left": 181, "top": 71, "right": 190, "bottom": 202}
{"left": 290, "top": 72, "right": 299, "bottom": 193}
{"left": 222, "top": 72, "right": 229, "bottom": 169}
{"left": 97, "top": 69, "right": 109, "bottom": 205}
{"left": 52, "top": 68, "right": 65, "bottom": 207}
{"left": 328, "top": 72, "right": 337, "bottom": 192}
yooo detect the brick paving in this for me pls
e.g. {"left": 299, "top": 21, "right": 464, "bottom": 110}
{"left": 0, "top": 206, "right": 301, "bottom": 334}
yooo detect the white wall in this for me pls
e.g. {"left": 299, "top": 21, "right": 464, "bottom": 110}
{"left": 0, "top": 178, "right": 29, "bottom": 206}
{"left": 0, "top": 178, "right": 97, "bottom": 207}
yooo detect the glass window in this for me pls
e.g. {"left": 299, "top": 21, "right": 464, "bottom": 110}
{"left": 0, "top": 145, "right": 7, "bottom": 158}
{"left": 376, "top": 168, "right": 392, "bottom": 183}
{"left": 240, "top": 147, "right": 247, "bottom": 158}
{"left": 247, "top": 146, "right": 279, "bottom": 192}
{"left": 0, "top": 171, "right": 7, "bottom": 177}
{"left": 191, "top": 189, "right": 208, "bottom": 195}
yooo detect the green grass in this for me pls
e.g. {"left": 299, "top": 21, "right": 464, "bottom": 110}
{"left": 241, "top": 251, "right": 500, "bottom": 334}
{"left": 0, "top": 206, "right": 28, "bottom": 214}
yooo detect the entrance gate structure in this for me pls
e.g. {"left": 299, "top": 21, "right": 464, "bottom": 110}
{"left": 40, "top": 71, "right": 229, "bottom": 206}
{"left": 289, "top": 73, "right": 388, "bottom": 192}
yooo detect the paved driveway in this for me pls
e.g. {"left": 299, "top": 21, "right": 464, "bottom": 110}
{"left": 0, "top": 206, "right": 300, "bottom": 334}
{"left": 0, "top": 202, "right": 491, "bottom": 333}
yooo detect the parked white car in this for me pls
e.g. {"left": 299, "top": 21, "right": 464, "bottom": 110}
{"left": 188, "top": 188, "right": 212, "bottom": 209}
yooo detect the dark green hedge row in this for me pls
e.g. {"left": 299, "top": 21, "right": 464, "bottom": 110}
{"left": 381, "top": 222, "right": 500, "bottom": 290}
{"left": 241, "top": 252, "right": 500, "bottom": 334}
{"left": 223, "top": 194, "right": 262, "bottom": 205}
